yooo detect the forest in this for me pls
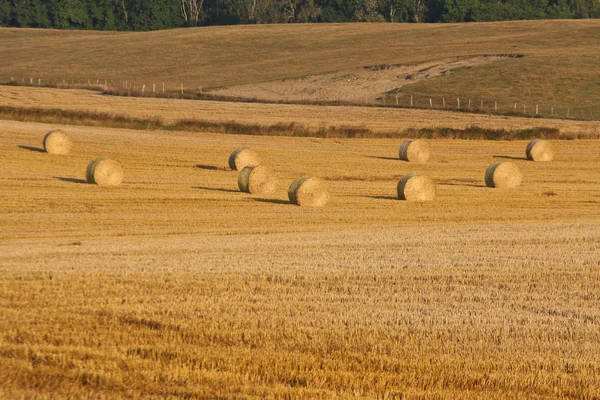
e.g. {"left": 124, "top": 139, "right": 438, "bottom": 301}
{"left": 0, "top": 0, "right": 598, "bottom": 30}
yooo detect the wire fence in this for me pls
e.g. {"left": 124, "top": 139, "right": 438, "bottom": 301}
{"left": 1, "top": 76, "right": 598, "bottom": 122}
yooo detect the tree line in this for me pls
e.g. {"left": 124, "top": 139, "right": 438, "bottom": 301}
{"left": 0, "top": 0, "right": 598, "bottom": 30}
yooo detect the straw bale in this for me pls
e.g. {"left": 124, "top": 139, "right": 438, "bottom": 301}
{"left": 485, "top": 162, "right": 522, "bottom": 189}
{"left": 399, "top": 139, "right": 430, "bottom": 163}
{"left": 238, "top": 165, "right": 278, "bottom": 195}
{"left": 526, "top": 139, "right": 553, "bottom": 162}
{"left": 229, "top": 147, "right": 260, "bottom": 171}
{"left": 397, "top": 173, "right": 436, "bottom": 201}
{"left": 43, "top": 129, "right": 72, "bottom": 155}
{"left": 288, "top": 176, "right": 330, "bottom": 207}
{"left": 86, "top": 157, "right": 124, "bottom": 186}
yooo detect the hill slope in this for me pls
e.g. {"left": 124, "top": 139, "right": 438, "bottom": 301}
{"left": 1, "top": 20, "right": 599, "bottom": 116}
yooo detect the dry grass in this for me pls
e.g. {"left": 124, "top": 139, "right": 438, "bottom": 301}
{"left": 1, "top": 119, "right": 600, "bottom": 398}
{"left": 1, "top": 21, "right": 599, "bottom": 115}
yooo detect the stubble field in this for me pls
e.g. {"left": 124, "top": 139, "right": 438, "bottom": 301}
{"left": 1, "top": 112, "right": 600, "bottom": 398}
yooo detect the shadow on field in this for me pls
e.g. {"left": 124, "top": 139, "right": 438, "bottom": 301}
{"left": 493, "top": 155, "right": 528, "bottom": 161}
{"left": 196, "top": 164, "right": 229, "bottom": 171}
{"left": 439, "top": 182, "right": 486, "bottom": 188}
{"left": 55, "top": 177, "right": 87, "bottom": 184}
{"left": 253, "top": 198, "right": 290, "bottom": 205}
{"left": 18, "top": 145, "right": 45, "bottom": 153}
{"left": 362, "top": 195, "right": 398, "bottom": 201}
{"left": 194, "top": 186, "right": 239, "bottom": 193}
{"left": 365, "top": 155, "right": 399, "bottom": 161}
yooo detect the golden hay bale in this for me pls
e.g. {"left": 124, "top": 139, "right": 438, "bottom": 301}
{"left": 43, "top": 129, "right": 72, "bottom": 155}
{"left": 86, "top": 157, "right": 124, "bottom": 186}
{"left": 397, "top": 173, "right": 436, "bottom": 201}
{"left": 485, "top": 162, "right": 522, "bottom": 189}
{"left": 399, "top": 139, "right": 430, "bottom": 163}
{"left": 526, "top": 139, "right": 553, "bottom": 162}
{"left": 288, "top": 176, "right": 330, "bottom": 207}
{"left": 238, "top": 165, "right": 278, "bottom": 195}
{"left": 228, "top": 147, "right": 260, "bottom": 171}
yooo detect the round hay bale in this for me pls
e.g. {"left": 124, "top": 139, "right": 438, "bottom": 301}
{"left": 288, "top": 176, "right": 330, "bottom": 207}
{"left": 399, "top": 139, "right": 430, "bottom": 163}
{"left": 238, "top": 165, "right": 278, "bottom": 195}
{"left": 397, "top": 173, "right": 436, "bottom": 201}
{"left": 526, "top": 139, "right": 553, "bottom": 162}
{"left": 228, "top": 147, "right": 260, "bottom": 171}
{"left": 43, "top": 129, "right": 72, "bottom": 155}
{"left": 485, "top": 162, "right": 522, "bottom": 189}
{"left": 86, "top": 157, "right": 124, "bottom": 186}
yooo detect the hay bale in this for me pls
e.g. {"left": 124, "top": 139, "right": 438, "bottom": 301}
{"left": 238, "top": 165, "right": 278, "bottom": 195}
{"left": 526, "top": 139, "right": 553, "bottom": 162}
{"left": 397, "top": 173, "right": 436, "bottom": 201}
{"left": 86, "top": 157, "right": 124, "bottom": 186}
{"left": 228, "top": 147, "right": 260, "bottom": 171}
{"left": 485, "top": 162, "right": 522, "bottom": 189}
{"left": 288, "top": 176, "right": 330, "bottom": 207}
{"left": 399, "top": 139, "right": 430, "bottom": 163}
{"left": 43, "top": 129, "right": 72, "bottom": 155}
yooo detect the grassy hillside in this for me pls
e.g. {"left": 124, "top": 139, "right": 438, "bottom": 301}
{"left": 1, "top": 20, "right": 599, "bottom": 116}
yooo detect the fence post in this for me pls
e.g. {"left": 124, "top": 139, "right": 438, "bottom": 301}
{"left": 410, "top": 95, "right": 413, "bottom": 107}
{"left": 481, "top": 100, "right": 484, "bottom": 108}
{"left": 551, "top": 107, "right": 554, "bottom": 116}
{"left": 162, "top": 82, "right": 165, "bottom": 93}
{"left": 457, "top": 97, "right": 460, "bottom": 108}
{"left": 443, "top": 98, "right": 446, "bottom": 108}
{"left": 514, "top": 103, "right": 517, "bottom": 110}
{"left": 429, "top": 98, "right": 433, "bottom": 108}
{"left": 567, "top": 109, "right": 570, "bottom": 118}
{"left": 536, "top": 105, "right": 539, "bottom": 115}
{"left": 153, "top": 83, "right": 155, "bottom": 93}
{"left": 396, "top": 96, "right": 398, "bottom": 106}
{"left": 494, "top": 101, "right": 497, "bottom": 112}
{"left": 523, "top": 105, "right": 526, "bottom": 113}
{"left": 38, "top": 78, "right": 41, "bottom": 86}
{"left": 181, "top": 83, "right": 184, "bottom": 95}
{"left": 142, "top": 84, "right": 145, "bottom": 93}
{"left": 468, "top": 99, "right": 471, "bottom": 108}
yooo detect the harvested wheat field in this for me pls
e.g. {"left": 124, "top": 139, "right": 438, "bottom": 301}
{"left": 1, "top": 116, "right": 600, "bottom": 399}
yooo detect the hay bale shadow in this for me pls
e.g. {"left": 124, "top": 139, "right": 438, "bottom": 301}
{"left": 196, "top": 164, "right": 229, "bottom": 171}
{"left": 18, "top": 145, "right": 45, "bottom": 153}
{"left": 493, "top": 155, "right": 527, "bottom": 161}
{"left": 365, "top": 155, "right": 399, "bottom": 161}
{"left": 362, "top": 195, "right": 398, "bottom": 201}
{"left": 194, "top": 186, "right": 239, "bottom": 193}
{"left": 55, "top": 177, "right": 87, "bottom": 184}
{"left": 253, "top": 198, "right": 290, "bottom": 205}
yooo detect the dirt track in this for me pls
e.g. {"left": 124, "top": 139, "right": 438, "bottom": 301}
{"left": 212, "top": 55, "right": 520, "bottom": 102}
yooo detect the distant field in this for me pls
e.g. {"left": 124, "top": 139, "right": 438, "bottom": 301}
{"left": 1, "top": 120, "right": 600, "bottom": 398}
{"left": 1, "top": 20, "right": 600, "bottom": 116}
{"left": 1, "top": 86, "right": 600, "bottom": 138}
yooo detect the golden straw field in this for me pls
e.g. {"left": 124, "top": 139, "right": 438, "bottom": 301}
{"left": 1, "top": 19, "right": 600, "bottom": 399}
{"left": 1, "top": 113, "right": 600, "bottom": 398}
